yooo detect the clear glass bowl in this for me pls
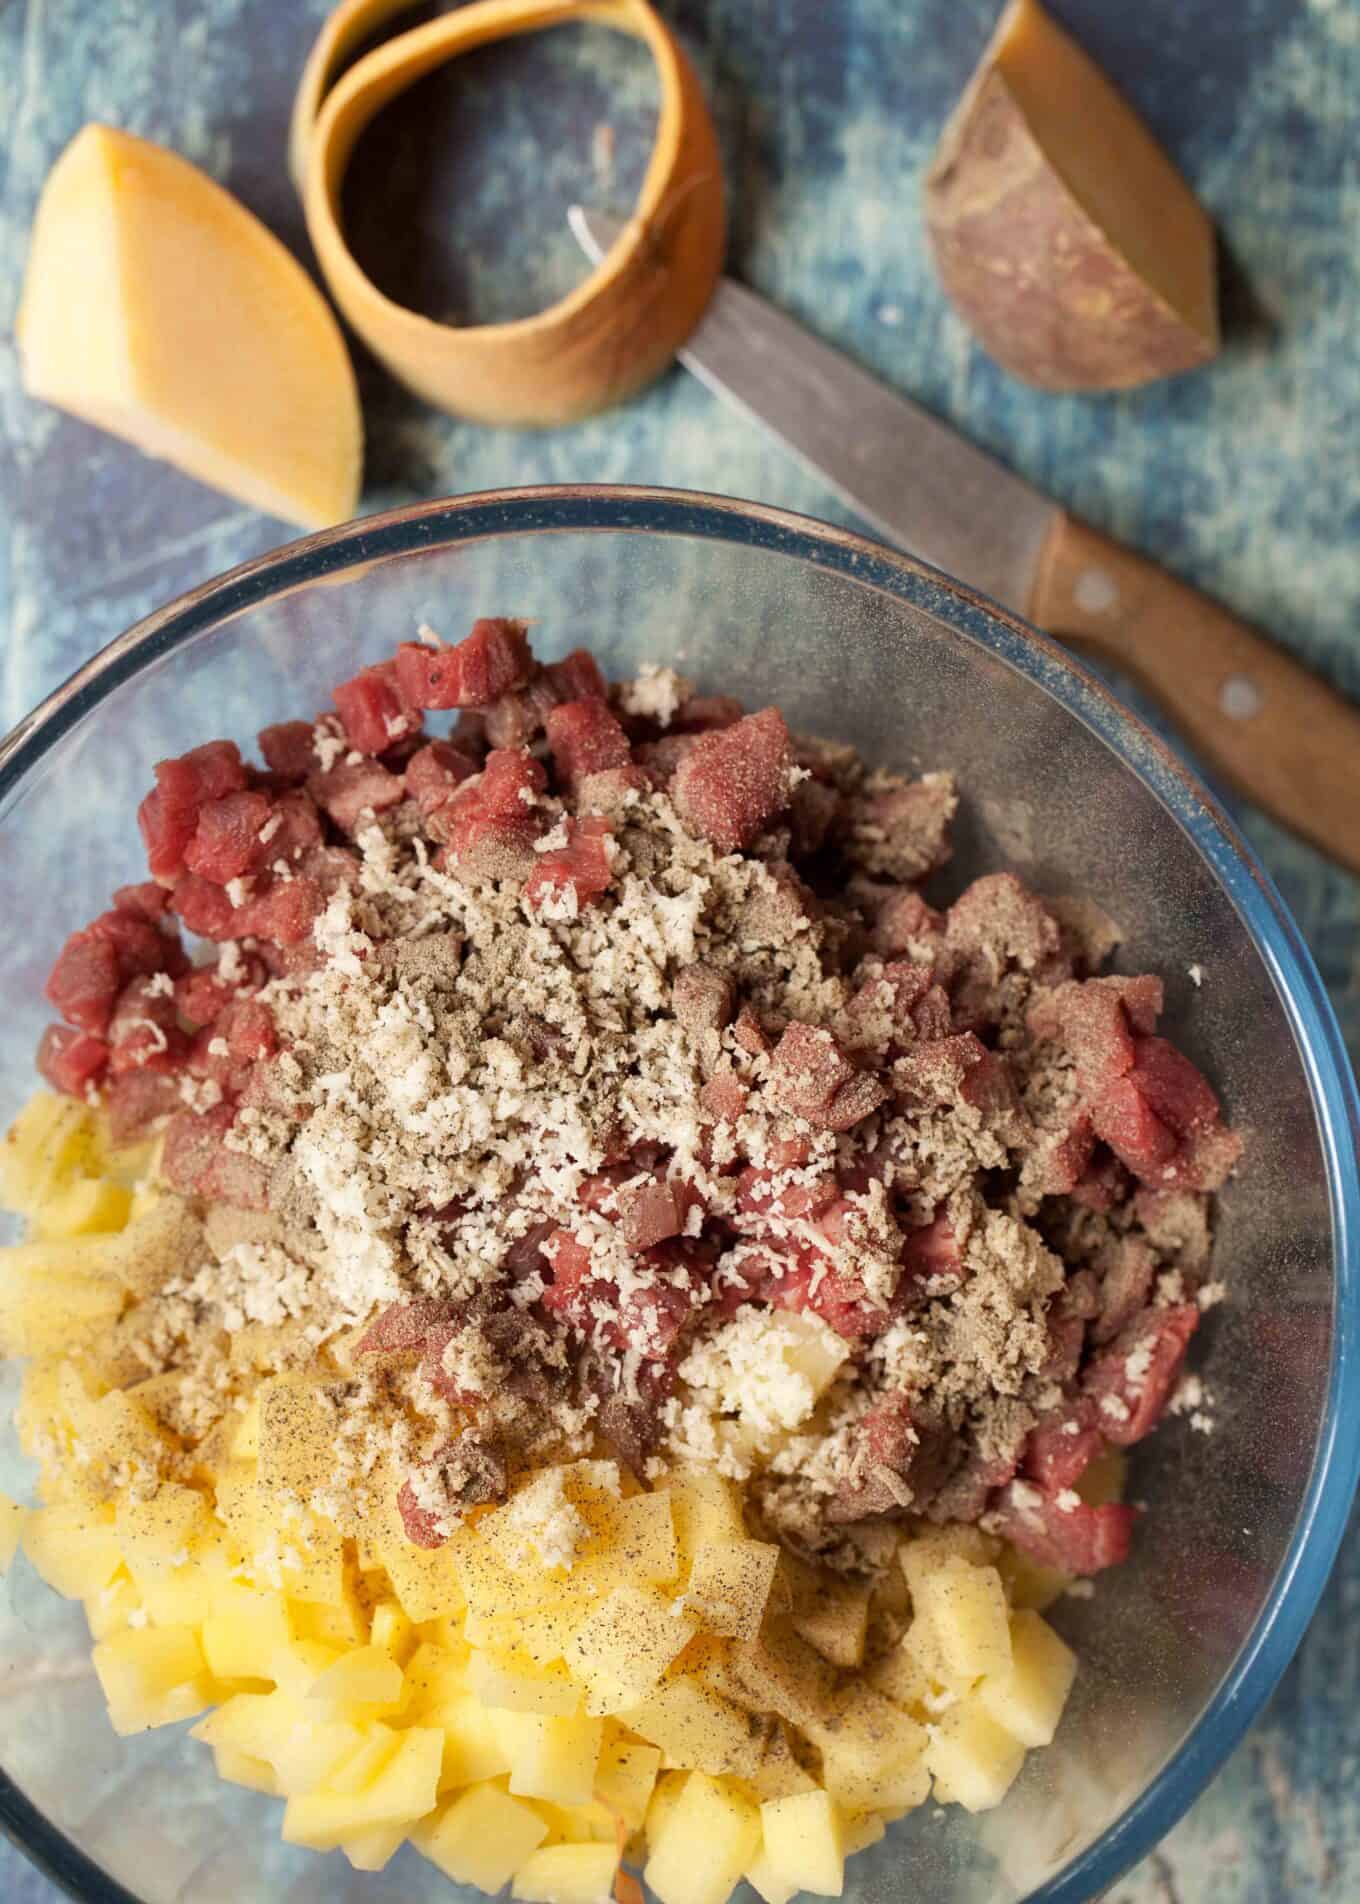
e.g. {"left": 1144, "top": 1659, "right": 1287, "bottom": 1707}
{"left": 0, "top": 487, "right": 1356, "bottom": 1904}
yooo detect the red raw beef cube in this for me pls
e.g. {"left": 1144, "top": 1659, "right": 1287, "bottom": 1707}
{"left": 618, "top": 1176, "right": 702, "bottom": 1252}
{"left": 170, "top": 874, "right": 248, "bottom": 942}
{"left": 112, "top": 882, "right": 171, "bottom": 922}
{"left": 671, "top": 707, "right": 794, "bottom": 854}
{"left": 45, "top": 932, "right": 122, "bottom": 1034}
{"left": 769, "top": 1021, "right": 887, "bottom": 1133}
{"left": 89, "top": 908, "right": 187, "bottom": 980}
{"left": 1069, "top": 1152, "right": 1132, "bottom": 1211}
{"left": 1128, "top": 1035, "right": 1222, "bottom": 1136}
{"left": 636, "top": 733, "right": 701, "bottom": 786}
{"left": 545, "top": 648, "right": 608, "bottom": 703}
{"left": 732, "top": 1006, "right": 771, "bottom": 1057}
{"left": 103, "top": 1069, "right": 184, "bottom": 1142}
{"left": 440, "top": 750, "right": 549, "bottom": 879}
{"left": 525, "top": 817, "right": 615, "bottom": 914}
{"left": 1091, "top": 1237, "right": 1156, "bottom": 1345}
{"left": 946, "top": 873, "right": 1062, "bottom": 976}
{"left": 177, "top": 967, "right": 239, "bottom": 1029}
{"left": 258, "top": 720, "right": 321, "bottom": 781}
{"left": 575, "top": 765, "right": 651, "bottom": 815}
{"left": 699, "top": 1071, "right": 749, "bottom": 1122}
{"left": 138, "top": 788, "right": 197, "bottom": 881}
{"left": 257, "top": 789, "right": 325, "bottom": 868}
{"left": 1083, "top": 1302, "right": 1200, "bottom": 1445}
{"left": 1091, "top": 1076, "right": 1179, "bottom": 1180}
{"left": 900, "top": 1209, "right": 963, "bottom": 1284}
{"left": 309, "top": 760, "right": 406, "bottom": 833}
{"left": 482, "top": 672, "right": 563, "bottom": 751}
{"left": 405, "top": 741, "right": 479, "bottom": 817}
{"left": 674, "top": 694, "right": 745, "bottom": 734}
{"left": 183, "top": 791, "right": 273, "bottom": 884}
{"left": 242, "top": 876, "right": 325, "bottom": 946}
{"left": 1172, "top": 1122, "right": 1244, "bottom": 1192}
{"left": 893, "top": 1030, "right": 990, "bottom": 1109}
{"left": 478, "top": 749, "right": 548, "bottom": 812}
{"left": 865, "top": 885, "right": 945, "bottom": 959}
{"left": 826, "top": 1392, "right": 954, "bottom": 1520}
{"left": 1022, "top": 1402, "right": 1104, "bottom": 1492}
{"left": 162, "top": 1104, "right": 270, "bottom": 1210}
{"left": 845, "top": 961, "right": 934, "bottom": 1049}
{"left": 333, "top": 661, "right": 421, "bottom": 755}
{"left": 107, "top": 976, "right": 189, "bottom": 1074}
{"left": 36, "top": 1024, "right": 110, "bottom": 1096}
{"left": 397, "top": 1475, "right": 448, "bottom": 1548}
{"left": 155, "top": 740, "right": 248, "bottom": 817}
{"left": 735, "top": 1147, "right": 837, "bottom": 1224}
{"left": 356, "top": 1297, "right": 458, "bottom": 1357}
{"left": 861, "top": 776, "right": 958, "bottom": 880}
{"left": 990, "top": 1482, "right": 1136, "bottom": 1574}
{"left": 194, "top": 998, "right": 278, "bottom": 1085}
{"left": 763, "top": 1245, "right": 883, "bottom": 1342}
{"left": 545, "top": 700, "right": 631, "bottom": 791}
{"left": 394, "top": 618, "right": 533, "bottom": 710}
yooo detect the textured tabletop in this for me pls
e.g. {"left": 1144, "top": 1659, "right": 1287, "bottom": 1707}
{"left": 1, "top": 0, "right": 1358, "bottom": 1899}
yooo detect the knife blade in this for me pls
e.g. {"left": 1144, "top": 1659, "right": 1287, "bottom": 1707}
{"left": 568, "top": 204, "right": 1360, "bottom": 875}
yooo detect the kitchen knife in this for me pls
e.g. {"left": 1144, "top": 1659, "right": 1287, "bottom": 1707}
{"left": 571, "top": 205, "right": 1360, "bottom": 875}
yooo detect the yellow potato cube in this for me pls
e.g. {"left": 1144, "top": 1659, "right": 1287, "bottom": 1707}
{"left": 403, "top": 1640, "right": 471, "bottom": 1715}
{"left": 746, "top": 1849, "right": 799, "bottom": 1904}
{"left": 977, "top": 1610, "right": 1077, "bottom": 1748}
{"left": 513, "top": 1841, "right": 620, "bottom": 1903}
{"left": 760, "top": 1789, "right": 844, "bottom": 1897}
{"left": 256, "top": 1376, "right": 337, "bottom": 1506}
{"left": 565, "top": 1585, "right": 697, "bottom": 1709}
{"left": 268, "top": 1638, "right": 341, "bottom": 1698}
{"left": 666, "top": 1469, "right": 746, "bottom": 1561}
{"left": 686, "top": 1540, "right": 781, "bottom": 1641}
{"left": 622, "top": 1677, "right": 762, "bottom": 1780}
{"left": 578, "top": 1490, "right": 679, "bottom": 1585}
{"left": 115, "top": 1484, "right": 216, "bottom": 1582}
{"left": 996, "top": 1544, "right": 1070, "bottom": 1613}
{"left": 488, "top": 1709, "right": 604, "bottom": 1807}
{"left": 866, "top": 1636, "right": 933, "bottom": 1716}
{"left": 0, "top": 1259, "right": 122, "bottom": 1355}
{"left": 201, "top": 1589, "right": 292, "bottom": 1682}
{"left": 821, "top": 1750, "right": 929, "bottom": 1816}
{"left": 290, "top": 1591, "right": 369, "bottom": 1652}
{"left": 213, "top": 1742, "right": 278, "bottom": 1795}
{"left": 84, "top": 1573, "right": 144, "bottom": 1641}
{"left": 92, "top": 1623, "right": 213, "bottom": 1734}
{"left": 807, "top": 1687, "right": 928, "bottom": 1811}
{"left": 0, "top": 1491, "right": 27, "bottom": 1572}
{"left": 923, "top": 1695, "right": 1026, "bottom": 1812}
{"left": 1, "top": 1093, "right": 94, "bottom": 1212}
{"left": 32, "top": 1176, "right": 132, "bottom": 1240}
{"left": 304, "top": 1643, "right": 405, "bottom": 1720}
{"left": 911, "top": 1560, "right": 1012, "bottom": 1685}
{"left": 467, "top": 1648, "right": 583, "bottom": 1716}
{"left": 273, "top": 1717, "right": 370, "bottom": 1798}
{"left": 413, "top": 1781, "right": 549, "bottom": 1890}
{"left": 282, "top": 1725, "right": 442, "bottom": 1849}
{"left": 840, "top": 1812, "right": 888, "bottom": 1856}
{"left": 22, "top": 1501, "right": 122, "bottom": 1598}
{"left": 342, "top": 1823, "right": 408, "bottom": 1872}
{"left": 729, "top": 1624, "right": 838, "bottom": 1732}
{"left": 899, "top": 1526, "right": 1000, "bottom": 1598}
{"left": 468, "top": 1600, "right": 591, "bottom": 1667}
{"left": 533, "top": 1796, "right": 620, "bottom": 1847}
{"left": 594, "top": 1734, "right": 661, "bottom": 1829}
{"left": 370, "top": 1599, "right": 416, "bottom": 1665}
{"left": 645, "top": 1771, "right": 760, "bottom": 1904}
{"left": 328, "top": 1726, "right": 401, "bottom": 1796}
{"left": 425, "top": 1691, "right": 514, "bottom": 1791}
{"left": 645, "top": 1769, "right": 689, "bottom": 1844}
{"left": 746, "top": 1722, "right": 818, "bottom": 1802}
{"left": 790, "top": 1577, "right": 872, "bottom": 1669}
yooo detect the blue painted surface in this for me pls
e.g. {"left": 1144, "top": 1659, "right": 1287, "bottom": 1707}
{"left": 0, "top": 0, "right": 1357, "bottom": 1899}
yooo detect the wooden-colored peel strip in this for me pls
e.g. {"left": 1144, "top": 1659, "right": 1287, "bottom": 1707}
{"left": 295, "top": 0, "right": 725, "bottom": 427}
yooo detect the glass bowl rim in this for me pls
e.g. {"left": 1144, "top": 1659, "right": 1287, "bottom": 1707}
{"left": 1, "top": 483, "right": 1356, "bottom": 1904}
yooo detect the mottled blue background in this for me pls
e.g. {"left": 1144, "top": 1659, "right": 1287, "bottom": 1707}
{"left": 1, "top": 0, "right": 1358, "bottom": 1899}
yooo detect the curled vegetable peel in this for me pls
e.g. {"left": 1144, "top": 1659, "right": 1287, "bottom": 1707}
{"left": 293, "top": 0, "right": 726, "bottom": 426}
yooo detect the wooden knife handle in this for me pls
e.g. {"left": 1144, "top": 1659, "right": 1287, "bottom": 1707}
{"left": 1028, "top": 512, "right": 1360, "bottom": 875}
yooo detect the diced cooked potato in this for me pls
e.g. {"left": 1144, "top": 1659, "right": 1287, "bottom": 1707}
{"left": 840, "top": 1811, "right": 887, "bottom": 1856}
{"left": 805, "top": 1687, "right": 928, "bottom": 1811}
{"left": 566, "top": 1584, "right": 696, "bottom": 1709}
{"left": 303, "top": 1643, "right": 405, "bottom": 1720}
{"left": 923, "top": 1695, "right": 1026, "bottom": 1812}
{"left": 489, "top": 1709, "right": 604, "bottom": 1807}
{"left": 201, "top": 1584, "right": 292, "bottom": 1682}
{"left": 790, "top": 1575, "right": 872, "bottom": 1669}
{"left": 290, "top": 1575, "right": 369, "bottom": 1649}
{"left": 468, "top": 1648, "right": 583, "bottom": 1717}
{"left": 686, "top": 1539, "right": 781, "bottom": 1640}
{"left": 261, "top": 1510, "right": 344, "bottom": 1608}
{"left": 512, "top": 1841, "right": 620, "bottom": 1903}
{"left": 579, "top": 1490, "right": 679, "bottom": 1586}
{"left": 866, "top": 1636, "right": 933, "bottom": 1716}
{"left": 327, "top": 1725, "right": 401, "bottom": 1796}
{"left": 370, "top": 1600, "right": 416, "bottom": 1665}
{"left": 115, "top": 1484, "right": 216, "bottom": 1583}
{"left": 378, "top": 1521, "right": 467, "bottom": 1625}
{"left": 1, "top": 1093, "right": 94, "bottom": 1212}
{"left": 729, "top": 1623, "right": 838, "bottom": 1732}
{"left": 645, "top": 1771, "right": 761, "bottom": 1904}
{"left": 0, "top": 1256, "right": 123, "bottom": 1355}
{"left": 22, "top": 1501, "right": 123, "bottom": 1598}
{"left": 997, "top": 1542, "right": 1072, "bottom": 1613}
{"left": 467, "top": 1599, "right": 590, "bottom": 1666}
{"left": 342, "top": 1822, "right": 408, "bottom": 1871}
{"left": 666, "top": 1469, "right": 747, "bottom": 1561}
{"left": 899, "top": 1525, "right": 1000, "bottom": 1599}
{"left": 911, "top": 1560, "right": 1012, "bottom": 1685}
{"left": 32, "top": 1175, "right": 132, "bottom": 1240}
{"left": 622, "top": 1676, "right": 762, "bottom": 1780}
{"left": 594, "top": 1734, "right": 661, "bottom": 1829}
{"left": 93, "top": 1623, "right": 213, "bottom": 1734}
{"left": 746, "top": 1721, "right": 818, "bottom": 1801}
{"left": 0, "top": 1491, "right": 27, "bottom": 1572}
{"left": 645, "top": 1769, "right": 689, "bottom": 1844}
{"left": 84, "top": 1573, "right": 144, "bottom": 1640}
{"left": 746, "top": 1849, "right": 799, "bottom": 1904}
{"left": 414, "top": 1781, "right": 549, "bottom": 1889}
{"left": 760, "top": 1789, "right": 845, "bottom": 1898}
{"left": 213, "top": 1742, "right": 278, "bottom": 1795}
{"left": 282, "top": 1726, "right": 442, "bottom": 1849}
{"left": 427, "top": 1689, "right": 514, "bottom": 1791}
{"left": 977, "top": 1610, "right": 1076, "bottom": 1748}
{"left": 533, "top": 1797, "right": 620, "bottom": 1846}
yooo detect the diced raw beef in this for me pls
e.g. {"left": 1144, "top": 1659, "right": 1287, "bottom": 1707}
{"left": 893, "top": 1031, "right": 991, "bottom": 1109}
{"left": 1128, "top": 1035, "right": 1222, "bottom": 1136}
{"left": 162, "top": 1105, "right": 270, "bottom": 1210}
{"left": 482, "top": 672, "right": 563, "bottom": 750}
{"left": 1171, "top": 1122, "right": 1244, "bottom": 1192}
{"left": 946, "top": 873, "right": 1067, "bottom": 1025}
{"left": 170, "top": 874, "right": 250, "bottom": 942}
{"left": 769, "top": 1022, "right": 887, "bottom": 1132}
{"left": 175, "top": 959, "right": 259, "bottom": 1029}
{"left": 1021, "top": 1402, "right": 1104, "bottom": 1492}
{"left": 735, "top": 1149, "right": 837, "bottom": 1225}
{"left": 138, "top": 788, "right": 196, "bottom": 881}
{"left": 990, "top": 1482, "right": 1135, "bottom": 1573}
{"left": 183, "top": 791, "right": 273, "bottom": 884}
{"left": 1082, "top": 1302, "right": 1200, "bottom": 1445}
{"left": 699, "top": 1071, "right": 749, "bottom": 1122}
{"left": 333, "top": 661, "right": 421, "bottom": 754}
{"left": 861, "top": 883, "right": 946, "bottom": 960}
{"left": 788, "top": 776, "right": 842, "bottom": 858}
{"left": 45, "top": 932, "right": 122, "bottom": 1034}
{"left": 111, "top": 882, "right": 171, "bottom": 922}
{"left": 899, "top": 1210, "right": 963, "bottom": 1285}
{"left": 826, "top": 1392, "right": 954, "bottom": 1521}
{"left": 89, "top": 908, "right": 188, "bottom": 980}
{"left": 672, "top": 965, "right": 735, "bottom": 1033}
{"left": 155, "top": 740, "right": 249, "bottom": 814}
{"left": 636, "top": 733, "right": 701, "bottom": 786}
{"left": 357, "top": 1297, "right": 463, "bottom": 1357}
{"left": 308, "top": 759, "right": 406, "bottom": 833}
{"left": 542, "top": 1229, "right": 696, "bottom": 1359}
{"left": 849, "top": 772, "right": 957, "bottom": 881}
{"left": 1090, "top": 1076, "right": 1179, "bottom": 1179}
{"left": 36, "top": 1024, "right": 110, "bottom": 1096}
{"left": 671, "top": 708, "right": 794, "bottom": 853}
{"left": 1092, "top": 1236, "right": 1157, "bottom": 1345}
{"left": 673, "top": 694, "right": 745, "bottom": 733}
{"left": 405, "top": 741, "right": 479, "bottom": 817}
{"left": 240, "top": 876, "right": 325, "bottom": 946}
{"left": 525, "top": 817, "right": 615, "bottom": 913}
{"left": 618, "top": 1176, "right": 702, "bottom": 1251}
{"left": 257, "top": 720, "right": 321, "bottom": 781}
{"left": 103, "top": 1069, "right": 184, "bottom": 1142}
{"left": 545, "top": 700, "right": 631, "bottom": 791}
{"left": 397, "top": 1479, "right": 447, "bottom": 1549}
{"left": 394, "top": 618, "right": 533, "bottom": 710}
{"left": 732, "top": 1006, "right": 771, "bottom": 1057}
{"left": 1068, "top": 1151, "right": 1130, "bottom": 1211}
{"left": 545, "top": 648, "right": 608, "bottom": 703}
{"left": 107, "top": 976, "right": 190, "bottom": 1073}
